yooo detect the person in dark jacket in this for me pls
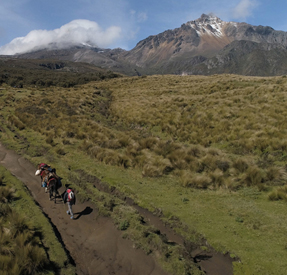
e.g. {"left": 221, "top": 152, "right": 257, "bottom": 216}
{"left": 63, "top": 188, "right": 76, "bottom": 219}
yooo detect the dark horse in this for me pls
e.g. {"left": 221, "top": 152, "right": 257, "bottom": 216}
{"left": 35, "top": 168, "right": 60, "bottom": 203}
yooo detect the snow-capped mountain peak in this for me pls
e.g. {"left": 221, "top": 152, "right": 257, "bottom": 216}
{"left": 187, "top": 13, "right": 234, "bottom": 38}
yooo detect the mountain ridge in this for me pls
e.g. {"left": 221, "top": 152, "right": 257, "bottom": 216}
{"left": 9, "top": 14, "right": 287, "bottom": 76}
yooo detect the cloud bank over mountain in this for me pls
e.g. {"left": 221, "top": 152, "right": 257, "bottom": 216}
{"left": 232, "top": 0, "right": 258, "bottom": 20}
{"left": 0, "top": 19, "right": 122, "bottom": 55}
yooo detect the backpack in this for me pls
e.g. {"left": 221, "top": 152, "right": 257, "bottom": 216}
{"left": 63, "top": 188, "right": 76, "bottom": 204}
{"left": 40, "top": 163, "right": 48, "bottom": 169}
{"left": 67, "top": 189, "right": 74, "bottom": 201}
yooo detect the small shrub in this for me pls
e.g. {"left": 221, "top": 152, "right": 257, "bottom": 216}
{"left": 76, "top": 130, "right": 87, "bottom": 140}
{"left": 66, "top": 131, "right": 75, "bottom": 138}
{"left": 235, "top": 216, "right": 244, "bottom": 223}
{"left": 139, "top": 137, "right": 159, "bottom": 150}
{"left": 0, "top": 187, "right": 14, "bottom": 203}
{"left": 233, "top": 158, "right": 249, "bottom": 173}
{"left": 103, "top": 139, "right": 120, "bottom": 150}
{"left": 126, "top": 141, "right": 141, "bottom": 157}
{"left": 117, "top": 154, "right": 132, "bottom": 168}
{"left": 187, "top": 145, "right": 204, "bottom": 158}
{"left": 142, "top": 164, "right": 162, "bottom": 177}
{"left": 56, "top": 148, "right": 66, "bottom": 155}
{"left": 119, "top": 220, "right": 130, "bottom": 230}
{"left": 182, "top": 197, "right": 189, "bottom": 203}
{"left": 45, "top": 136, "right": 54, "bottom": 145}
{"left": 209, "top": 169, "right": 225, "bottom": 188}
{"left": 103, "top": 150, "right": 121, "bottom": 166}
{"left": 62, "top": 138, "right": 71, "bottom": 145}
{"left": 7, "top": 115, "right": 25, "bottom": 130}
{"left": 89, "top": 145, "right": 103, "bottom": 159}
{"left": 180, "top": 171, "right": 211, "bottom": 189}
{"left": 200, "top": 154, "right": 218, "bottom": 172}
{"left": 216, "top": 159, "right": 230, "bottom": 172}
{"left": 167, "top": 149, "right": 188, "bottom": 170}
{"left": 8, "top": 212, "right": 31, "bottom": 237}
{"left": 0, "top": 203, "right": 12, "bottom": 217}
{"left": 257, "top": 183, "right": 268, "bottom": 192}
{"left": 118, "top": 135, "right": 130, "bottom": 147}
{"left": 268, "top": 186, "right": 287, "bottom": 201}
{"left": 244, "top": 166, "right": 265, "bottom": 186}
{"left": 266, "top": 166, "right": 287, "bottom": 184}
{"left": 143, "top": 154, "right": 172, "bottom": 177}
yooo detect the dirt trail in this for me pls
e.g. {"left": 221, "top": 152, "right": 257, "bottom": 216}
{"left": 0, "top": 143, "right": 235, "bottom": 275}
{"left": 0, "top": 143, "right": 169, "bottom": 275}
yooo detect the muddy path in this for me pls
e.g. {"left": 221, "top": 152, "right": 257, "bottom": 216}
{"left": 0, "top": 143, "right": 169, "bottom": 275}
{"left": 0, "top": 143, "right": 234, "bottom": 275}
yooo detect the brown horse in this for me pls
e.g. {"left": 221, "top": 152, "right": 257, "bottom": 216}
{"left": 35, "top": 168, "right": 60, "bottom": 203}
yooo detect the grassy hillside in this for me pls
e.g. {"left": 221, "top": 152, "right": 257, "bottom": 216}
{"left": 1, "top": 74, "right": 287, "bottom": 274}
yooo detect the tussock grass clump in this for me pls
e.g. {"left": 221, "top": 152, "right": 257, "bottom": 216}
{"left": 0, "top": 184, "right": 48, "bottom": 275}
{"left": 167, "top": 149, "right": 189, "bottom": 170}
{"left": 7, "top": 115, "right": 25, "bottom": 130}
{"left": 265, "top": 166, "right": 287, "bottom": 184}
{"left": 233, "top": 157, "right": 249, "bottom": 173}
{"left": 138, "top": 150, "right": 172, "bottom": 177}
{"left": 0, "top": 187, "right": 14, "bottom": 203}
{"left": 209, "top": 169, "right": 225, "bottom": 188}
{"left": 180, "top": 171, "right": 212, "bottom": 189}
{"left": 268, "top": 186, "right": 287, "bottom": 201}
{"left": 56, "top": 147, "right": 66, "bottom": 155}
{"left": 139, "top": 136, "right": 160, "bottom": 150}
{"left": 244, "top": 166, "right": 266, "bottom": 186}
{"left": 45, "top": 136, "right": 54, "bottom": 146}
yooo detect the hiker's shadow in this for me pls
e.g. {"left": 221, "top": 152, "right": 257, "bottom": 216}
{"left": 74, "top": 206, "right": 93, "bottom": 220}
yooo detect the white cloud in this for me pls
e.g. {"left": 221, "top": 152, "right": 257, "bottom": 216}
{"left": 137, "top": 12, "right": 148, "bottom": 23}
{"left": 0, "top": 19, "right": 122, "bottom": 55}
{"left": 130, "top": 10, "right": 147, "bottom": 23}
{"left": 232, "top": 0, "right": 258, "bottom": 20}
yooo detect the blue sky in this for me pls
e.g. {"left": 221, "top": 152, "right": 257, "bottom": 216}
{"left": 0, "top": 0, "right": 286, "bottom": 54}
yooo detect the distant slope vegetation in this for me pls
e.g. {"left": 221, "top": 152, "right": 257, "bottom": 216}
{"left": 0, "top": 57, "right": 122, "bottom": 88}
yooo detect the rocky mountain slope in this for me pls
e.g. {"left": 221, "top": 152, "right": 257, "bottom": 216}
{"left": 12, "top": 14, "right": 287, "bottom": 76}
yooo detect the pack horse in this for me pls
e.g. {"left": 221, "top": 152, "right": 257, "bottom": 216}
{"left": 35, "top": 163, "right": 61, "bottom": 203}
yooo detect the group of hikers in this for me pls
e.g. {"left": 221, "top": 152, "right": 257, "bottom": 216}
{"left": 35, "top": 163, "right": 76, "bottom": 219}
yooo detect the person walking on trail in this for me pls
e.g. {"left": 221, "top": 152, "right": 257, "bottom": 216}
{"left": 63, "top": 187, "right": 76, "bottom": 219}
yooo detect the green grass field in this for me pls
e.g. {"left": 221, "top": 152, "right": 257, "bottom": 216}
{"left": 1, "top": 74, "right": 287, "bottom": 274}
